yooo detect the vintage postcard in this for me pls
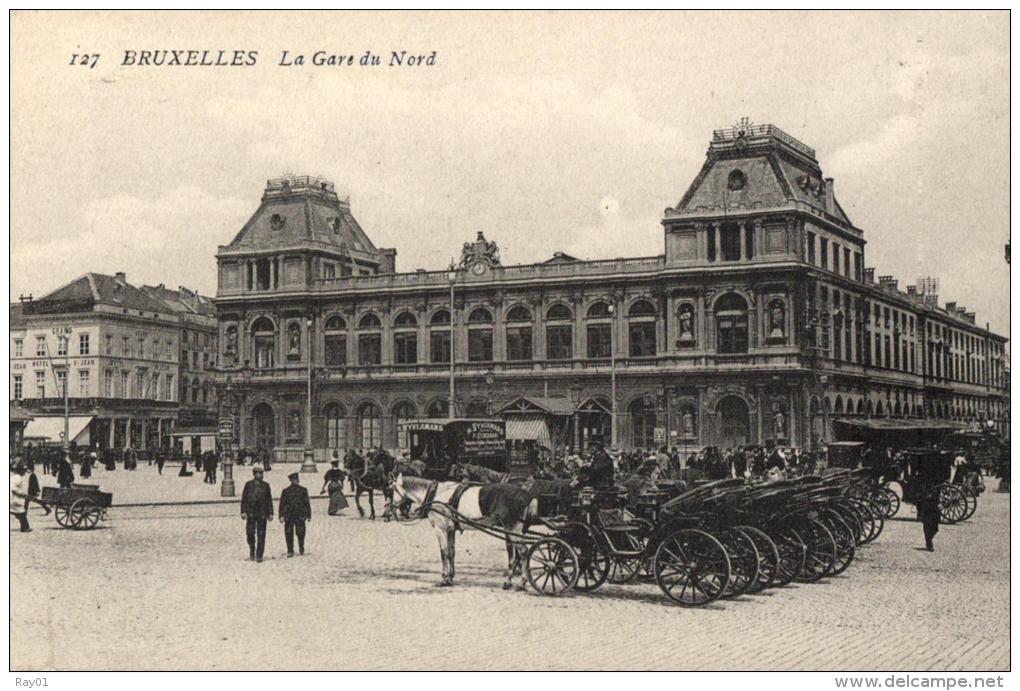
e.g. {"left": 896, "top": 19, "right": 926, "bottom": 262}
{"left": 8, "top": 10, "right": 1011, "bottom": 678}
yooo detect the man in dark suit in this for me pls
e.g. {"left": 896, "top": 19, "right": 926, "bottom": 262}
{"left": 241, "top": 467, "right": 273, "bottom": 562}
{"left": 279, "top": 472, "right": 312, "bottom": 557}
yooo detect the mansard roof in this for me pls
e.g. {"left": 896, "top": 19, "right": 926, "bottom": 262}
{"left": 220, "top": 176, "right": 380, "bottom": 258}
{"left": 23, "top": 272, "right": 175, "bottom": 316}
{"left": 671, "top": 123, "right": 853, "bottom": 228}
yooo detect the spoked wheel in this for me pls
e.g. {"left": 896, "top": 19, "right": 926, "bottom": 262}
{"left": 735, "top": 525, "right": 778, "bottom": 592}
{"left": 819, "top": 512, "right": 855, "bottom": 576}
{"left": 849, "top": 499, "right": 883, "bottom": 544}
{"left": 937, "top": 484, "right": 968, "bottom": 524}
{"left": 563, "top": 526, "right": 609, "bottom": 592}
{"left": 653, "top": 529, "right": 731, "bottom": 608}
{"left": 718, "top": 528, "right": 760, "bottom": 598}
{"left": 958, "top": 485, "right": 978, "bottom": 521}
{"left": 788, "top": 519, "right": 836, "bottom": 583}
{"left": 830, "top": 503, "right": 864, "bottom": 546}
{"left": 53, "top": 504, "right": 72, "bottom": 528}
{"left": 525, "top": 538, "right": 579, "bottom": 595}
{"left": 605, "top": 531, "right": 645, "bottom": 584}
{"left": 71, "top": 499, "right": 101, "bottom": 530}
{"left": 771, "top": 528, "right": 805, "bottom": 587}
{"left": 876, "top": 486, "right": 900, "bottom": 519}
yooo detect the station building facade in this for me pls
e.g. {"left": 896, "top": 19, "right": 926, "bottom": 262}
{"left": 212, "top": 125, "right": 1009, "bottom": 461}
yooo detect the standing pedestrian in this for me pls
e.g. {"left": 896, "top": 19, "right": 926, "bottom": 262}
{"left": 321, "top": 459, "right": 349, "bottom": 515}
{"left": 56, "top": 453, "right": 75, "bottom": 489}
{"left": 279, "top": 472, "right": 312, "bottom": 557}
{"left": 25, "top": 462, "right": 51, "bottom": 516}
{"left": 155, "top": 449, "right": 165, "bottom": 475}
{"left": 10, "top": 464, "right": 32, "bottom": 532}
{"left": 80, "top": 451, "right": 93, "bottom": 479}
{"left": 209, "top": 451, "right": 218, "bottom": 484}
{"left": 241, "top": 467, "right": 273, "bottom": 562}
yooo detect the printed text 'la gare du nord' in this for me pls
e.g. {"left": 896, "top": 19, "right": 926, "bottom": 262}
{"left": 119, "top": 49, "right": 438, "bottom": 67}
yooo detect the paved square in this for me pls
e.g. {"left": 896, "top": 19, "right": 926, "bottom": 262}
{"left": 10, "top": 478, "right": 1009, "bottom": 671}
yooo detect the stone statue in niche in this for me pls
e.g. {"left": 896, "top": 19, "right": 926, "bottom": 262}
{"left": 224, "top": 325, "right": 238, "bottom": 356}
{"left": 288, "top": 322, "right": 301, "bottom": 356}
{"left": 769, "top": 300, "right": 786, "bottom": 340}
{"left": 773, "top": 410, "right": 786, "bottom": 438}
{"left": 287, "top": 409, "right": 302, "bottom": 440}
{"left": 682, "top": 409, "right": 696, "bottom": 437}
{"left": 677, "top": 303, "right": 695, "bottom": 345}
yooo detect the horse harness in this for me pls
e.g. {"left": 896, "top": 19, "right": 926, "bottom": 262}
{"left": 418, "top": 480, "right": 473, "bottom": 532}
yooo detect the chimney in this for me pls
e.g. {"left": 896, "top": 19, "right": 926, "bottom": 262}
{"left": 115, "top": 272, "right": 126, "bottom": 282}
{"left": 863, "top": 268, "right": 875, "bottom": 284}
{"left": 923, "top": 295, "right": 939, "bottom": 308}
{"left": 18, "top": 293, "right": 32, "bottom": 302}
{"left": 906, "top": 286, "right": 917, "bottom": 296}
{"left": 965, "top": 312, "right": 976, "bottom": 324}
{"left": 878, "top": 276, "right": 897, "bottom": 291}
{"left": 378, "top": 248, "right": 397, "bottom": 274}
{"left": 824, "top": 177, "right": 835, "bottom": 214}
{"left": 945, "top": 301, "right": 956, "bottom": 313}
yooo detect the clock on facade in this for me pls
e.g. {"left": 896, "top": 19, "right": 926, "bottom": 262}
{"left": 471, "top": 262, "right": 488, "bottom": 276}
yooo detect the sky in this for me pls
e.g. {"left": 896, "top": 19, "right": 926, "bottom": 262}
{"left": 9, "top": 11, "right": 1011, "bottom": 337}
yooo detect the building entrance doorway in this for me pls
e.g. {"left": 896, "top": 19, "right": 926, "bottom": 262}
{"left": 251, "top": 403, "right": 276, "bottom": 452}
{"left": 718, "top": 395, "right": 750, "bottom": 448}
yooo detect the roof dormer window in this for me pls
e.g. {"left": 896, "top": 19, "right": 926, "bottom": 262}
{"left": 727, "top": 169, "right": 747, "bottom": 191}
{"left": 270, "top": 214, "right": 285, "bottom": 231}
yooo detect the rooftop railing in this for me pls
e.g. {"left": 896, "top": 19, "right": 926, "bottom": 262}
{"left": 711, "top": 124, "right": 816, "bottom": 158}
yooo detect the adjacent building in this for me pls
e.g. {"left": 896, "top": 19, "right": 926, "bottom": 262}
{"left": 10, "top": 273, "right": 214, "bottom": 449}
{"left": 211, "top": 125, "right": 1008, "bottom": 462}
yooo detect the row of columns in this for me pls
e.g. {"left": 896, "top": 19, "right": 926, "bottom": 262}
{"left": 103, "top": 417, "right": 172, "bottom": 449}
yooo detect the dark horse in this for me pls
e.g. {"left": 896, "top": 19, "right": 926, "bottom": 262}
{"left": 343, "top": 449, "right": 393, "bottom": 519}
{"left": 448, "top": 462, "right": 511, "bottom": 484}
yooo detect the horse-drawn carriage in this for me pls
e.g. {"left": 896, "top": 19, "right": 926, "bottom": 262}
{"left": 890, "top": 448, "right": 976, "bottom": 524}
{"left": 398, "top": 418, "right": 509, "bottom": 479}
{"left": 39, "top": 483, "right": 112, "bottom": 530}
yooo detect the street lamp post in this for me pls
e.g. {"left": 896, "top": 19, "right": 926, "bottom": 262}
{"left": 301, "top": 316, "right": 317, "bottom": 473}
{"left": 447, "top": 261, "right": 458, "bottom": 418}
{"left": 608, "top": 304, "right": 618, "bottom": 448}
{"left": 220, "top": 374, "right": 236, "bottom": 497}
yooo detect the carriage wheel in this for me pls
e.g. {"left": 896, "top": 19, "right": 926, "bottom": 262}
{"left": 718, "top": 528, "right": 759, "bottom": 598}
{"left": 878, "top": 487, "right": 900, "bottom": 519}
{"left": 959, "top": 485, "right": 978, "bottom": 521}
{"left": 788, "top": 519, "right": 836, "bottom": 583}
{"left": 771, "top": 528, "right": 804, "bottom": 587}
{"left": 71, "top": 499, "right": 101, "bottom": 530}
{"left": 525, "top": 538, "right": 579, "bottom": 595}
{"left": 606, "top": 531, "right": 645, "bottom": 584}
{"left": 938, "top": 484, "right": 968, "bottom": 524}
{"left": 736, "top": 526, "right": 778, "bottom": 592}
{"left": 820, "top": 512, "right": 855, "bottom": 576}
{"left": 653, "top": 529, "right": 730, "bottom": 608}
{"left": 851, "top": 499, "right": 884, "bottom": 544}
{"left": 563, "top": 526, "right": 609, "bottom": 592}
{"left": 53, "top": 504, "right": 72, "bottom": 528}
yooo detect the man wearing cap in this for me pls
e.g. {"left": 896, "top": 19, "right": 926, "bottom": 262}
{"left": 586, "top": 441, "right": 615, "bottom": 489}
{"left": 279, "top": 472, "right": 312, "bottom": 557}
{"left": 241, "top": 467, "right": 273, "bottom": 562}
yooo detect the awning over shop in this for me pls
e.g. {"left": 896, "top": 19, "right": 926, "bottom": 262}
{"left": 505, "top": 415, "right": 552, "bottom": 449}
{"left": 496, "top": 396, "right": 576, "bottom": 416}
{"left": 834, "top": 418, "right": 967, "bottom": 431}
{"left": 23, "top": 416, "right": 93, "bottom": 444}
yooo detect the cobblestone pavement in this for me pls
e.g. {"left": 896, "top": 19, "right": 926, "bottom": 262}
{"left": 10, "top": 489, "right": 1009, "bottom": 671}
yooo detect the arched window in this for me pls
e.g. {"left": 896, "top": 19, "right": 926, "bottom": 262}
{"left": 324, "top": 315, "right": 347, "bottom": 366}
{"left": 251, "top": 316, "right": 276, "bottom": 369}
{"left": 393, "top": 312, "right": 417, "bottom": 365}
{"left": 506, "top": 305, "right": 533, "bottom": 361}
{"left": 394, "top": 312, "right": 417, "bottom": 328}
{"left": 426, "top": 399, "right": 449, "bottom": 418}
{"left": 629, "top": 397, "right": 657, "bottom": 450}
{"left": 429, "top": 310, "right": 451, "bottom": 364}
{"left": 392, "top": 401, "right": 416, "bottom": 448}
{"left": 856, "top": 399, "right": 865, "bottom": 416}
{"left": 324, "top": 403, "right": 347, "bottom": 449}
{"left": 715, "top": 293, "right": 748, "bottom": 354}
{"left": 465, "top": 399, "right": 488, "bottom": 417}
{"left": 357, "top": 313, "right": 382, "bottom": 365}
{"left": 358, "top": 403, "right": 382, "bottom": 448}
{"left": 628, "top": 300, "right": 657, "bottom": 357}
{"left": 251, "top": 402, "right": 276, "bottom": 452}
{"left": 834, "top": 396, "right": 844, "bottom": 415}
{"left": 586, "top": 302, "right": 612, "bottom": 358}
{"left": 468, "top": 308, "right": 493, "bottom": 362}
{"left": 719, "top": 396, "right": 750, "bottom": 447}
{"left": 546, "top": 304, "right": 573, "bottom": 360}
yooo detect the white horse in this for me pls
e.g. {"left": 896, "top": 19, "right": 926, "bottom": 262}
{"left": 391, "top": 474, "right": 538, "bottom": 589}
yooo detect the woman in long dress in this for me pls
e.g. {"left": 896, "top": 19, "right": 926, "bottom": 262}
{"left": 321, "top": 460, "right": 348, "bottom": 515}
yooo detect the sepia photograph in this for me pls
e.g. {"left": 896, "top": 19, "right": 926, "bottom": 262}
{"left": 7, "top": 10, "right": 1011, "bottom": 678}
